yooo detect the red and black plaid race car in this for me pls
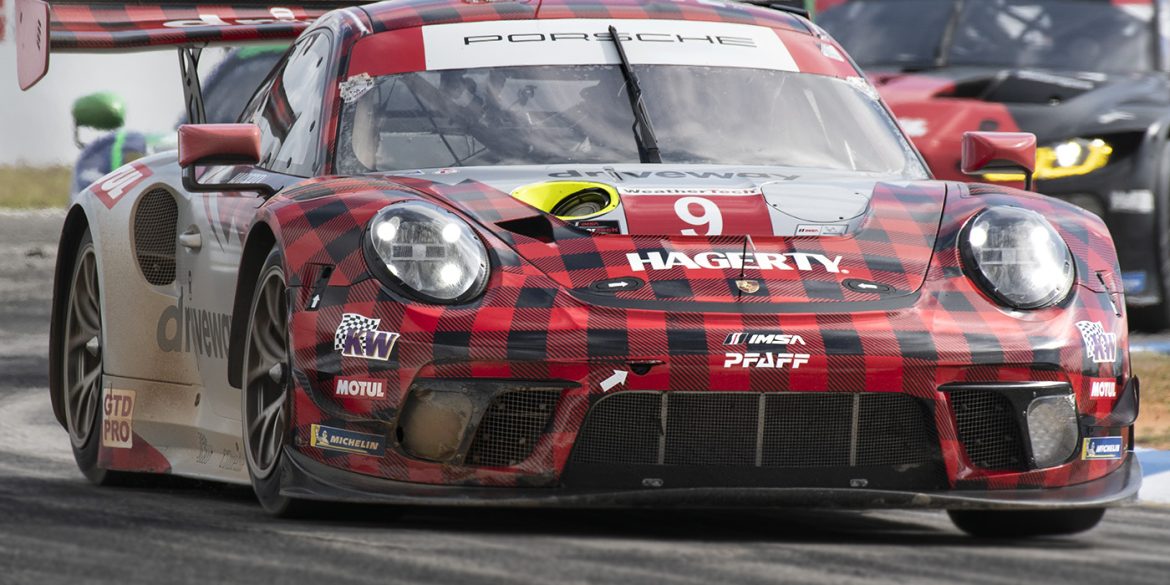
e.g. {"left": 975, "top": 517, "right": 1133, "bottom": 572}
{"left": 817, "top": 0, "right": 1170, "bottom": 331}
{"left": 17, "top": 0, "right": 1138, "bottom": 537}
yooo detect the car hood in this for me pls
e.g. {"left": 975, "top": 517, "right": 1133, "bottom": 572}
{"left": 384, "top": 165, "right": 948, "bottom": 309}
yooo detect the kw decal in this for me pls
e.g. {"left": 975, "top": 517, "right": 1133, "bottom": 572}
{"left": 334, "top": 313, "right": 400, "bottom": 362}
{"left": 1075, "top": 321, "right": 1118, "bottom": 364}
{"left": 101, "top": 388, "right": 136, "bottom": 449}
{"left": 627, "top": 251, "right": 845, "bottom": 273}
{"left": 156, "top": 296, "right": 232, "bottom": 360}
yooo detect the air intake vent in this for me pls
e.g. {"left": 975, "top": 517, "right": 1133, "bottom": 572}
{"left": 133, "top": 188, "right": 178, "bottom": 286}
{"left": 465, "top": 389, "right": 561, "bottom": 467}
{"left": 571, "top": 392, "right": 937, "bottom": 469}
{"left": 949, "top": 389, "right": 1029, "bottom": 471}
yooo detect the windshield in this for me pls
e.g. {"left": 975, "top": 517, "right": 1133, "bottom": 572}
{"left": 819, "top": 0, "right": 1155, "bottom": 73}
{"left": 335, "top": 65, "right": 925, "bottom": 177}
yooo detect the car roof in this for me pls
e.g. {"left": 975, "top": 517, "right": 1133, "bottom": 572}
{"left": 359, "top": 0, "right": 813, "bottom": 35}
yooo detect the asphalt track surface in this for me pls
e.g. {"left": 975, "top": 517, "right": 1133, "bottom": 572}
{"left": 3, "top": 211, "right": 1170, "bottom": 585}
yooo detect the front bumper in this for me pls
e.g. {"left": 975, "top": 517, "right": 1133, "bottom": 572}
{"left": 281, "top": 448, "right": 1141, "bottom": 510}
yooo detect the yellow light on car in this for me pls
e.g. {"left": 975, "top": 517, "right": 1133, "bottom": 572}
{"left": 985, "top": 138, "right": 1112, "bottom": 182}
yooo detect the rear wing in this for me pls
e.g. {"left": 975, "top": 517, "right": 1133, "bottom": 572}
{"left": 15, "top": 0, "right": 367, "bottom": 89}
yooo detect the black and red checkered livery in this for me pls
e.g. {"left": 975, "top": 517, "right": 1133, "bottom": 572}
{"left": 27, "top": 0, "right": 1139, "bottom": 537}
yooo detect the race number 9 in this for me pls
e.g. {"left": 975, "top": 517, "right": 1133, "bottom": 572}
{"left": 675, "top": 197, "right": 723, "bottom": 236}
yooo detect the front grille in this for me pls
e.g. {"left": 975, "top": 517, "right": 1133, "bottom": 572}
{"left": 571, "top": 392, "right": 937, "bottom": 469}
{"left": 949, "top": 389, "right": 1028, "bottom": 471}
{"left": 465, "top": 390, "right": 561, "bottom": 467}
{"left": 133, "top": 188, "right": 177, "bottom": 286}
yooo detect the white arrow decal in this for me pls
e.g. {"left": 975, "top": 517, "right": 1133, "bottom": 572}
{"left": 607, "top": 281, "right": 630, "bottom": 288}
{"left": 600, "top": 370, "right": 629, "bottom": 393}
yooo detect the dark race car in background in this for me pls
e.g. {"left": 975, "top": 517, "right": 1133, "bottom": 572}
{"left": 818, "top": 0, "right": 1170, "bottom": 329}
{"left": 71, "top": 46, "right": 286, "bottom": 197}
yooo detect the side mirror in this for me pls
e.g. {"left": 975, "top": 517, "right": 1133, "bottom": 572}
{"left": 177, "top": 124, "right": 273, "bottom": 195}
{"left": 72, "top": 92, "right": 126, "bottom": 147}
{"left": 961, "top": 131, "right": 1038, "bottom": 191}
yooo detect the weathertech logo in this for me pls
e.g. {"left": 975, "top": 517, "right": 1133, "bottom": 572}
{"left": 1090, "top": 379, "right": 1117, "bottom": 399}
{"left": 626, "top": 252, "right": 844, "bottom": 273}
{"left": 334, "top": 314, "right": 400, "bottom": 361}
{"left": 334, "top": 377, "right": 386, "bottom": 399}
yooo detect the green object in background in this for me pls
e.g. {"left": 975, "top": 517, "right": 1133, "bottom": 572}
{"left": 71, "top": 92, "right": 126, "bottom": 131}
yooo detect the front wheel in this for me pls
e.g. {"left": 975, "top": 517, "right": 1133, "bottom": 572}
{"left": 947, "top": 508, "right": 1106, "bottom": 538}
{"left": 241, "top": 246, "right": 312, "bottom": 517}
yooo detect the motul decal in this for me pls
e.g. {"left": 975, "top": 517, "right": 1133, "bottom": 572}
{"left": 334, "top": 377, "right": 386, "bottom": 399}
{"left": 626, "top": 251, "right": 845, "bottom": 273}
{"left": 90, "top": 162, "right": 152, "bottom": 209}
{"left": 1089, "top": 379, "right": 1117, "bottom": 399}
{"left": 101, "top": 388, "right": 135, "bottom": 449}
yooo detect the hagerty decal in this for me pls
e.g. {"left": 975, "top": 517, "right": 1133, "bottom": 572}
{"left": 627, "top": 251, "right": 845, "bottom": 273}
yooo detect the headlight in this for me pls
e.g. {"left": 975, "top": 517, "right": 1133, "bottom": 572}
{"left": 961, "top": 207, "right": 1075, "bottom": 309}
{"left": 1026, "top": 394, "right": 1079, "bottom": 468}
{"left": 366, "top": 202, "right": 489, "bottom": 304}
{"left": 986, "top": 138, "right": 1112, "bottom": 182}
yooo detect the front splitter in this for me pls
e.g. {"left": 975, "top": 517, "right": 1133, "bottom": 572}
{"left": 280, "top": 449, "right": 1141, "bottom": 511}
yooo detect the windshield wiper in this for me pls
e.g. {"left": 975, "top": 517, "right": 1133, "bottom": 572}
{"left": 608, "top": 25, "right": 662, "bottom": 164}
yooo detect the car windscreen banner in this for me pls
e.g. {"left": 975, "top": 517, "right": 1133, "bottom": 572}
{"left": 348, "top": 19, "right": 855, "bottom": 78}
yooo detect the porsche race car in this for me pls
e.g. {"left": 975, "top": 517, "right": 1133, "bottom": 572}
{"left": 14, "top": 0, "right": 1140, "bottom": 537}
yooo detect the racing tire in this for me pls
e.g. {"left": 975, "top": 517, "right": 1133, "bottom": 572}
{"left": 947, "top": 508, "right": 1106, "bottom": 538}
{"left": 58, "top": 228, "right": 136, "bottom": 486}
{"left": 1129, "top": 146, "right": 1170, "bottom": 331}
{"left": 241, "top": 246, "right": 314, "bottom": 517}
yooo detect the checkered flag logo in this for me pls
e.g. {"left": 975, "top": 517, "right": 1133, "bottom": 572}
{"left": 334, "top": 313, "right": 381, "bottom": 353}
{"left": 1075, "top": 320, "right": 1117, "bottom": 364}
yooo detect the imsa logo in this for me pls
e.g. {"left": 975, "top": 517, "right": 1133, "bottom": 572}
{"left": 724, "top": 332, "right": 806, "bottom": 346}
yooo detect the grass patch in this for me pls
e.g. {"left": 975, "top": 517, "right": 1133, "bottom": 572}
{"left": 0, "top": 166, "right": 72, "bottom": 209}
{"left": 1133, "top": 352, "right": 1170, "bottom": 449}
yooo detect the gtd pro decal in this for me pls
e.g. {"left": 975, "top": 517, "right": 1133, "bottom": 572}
{"left": 627, "top": 252, "right": 845, "bottom": 273}
{"left": 90, "top": 162, "right": 152, "bottom": 209}
{"left": 334, "top": 314, "right": 400, "bottom": 361}
{"left": 101, "top": 388, "right": 136, "bottom": 449}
